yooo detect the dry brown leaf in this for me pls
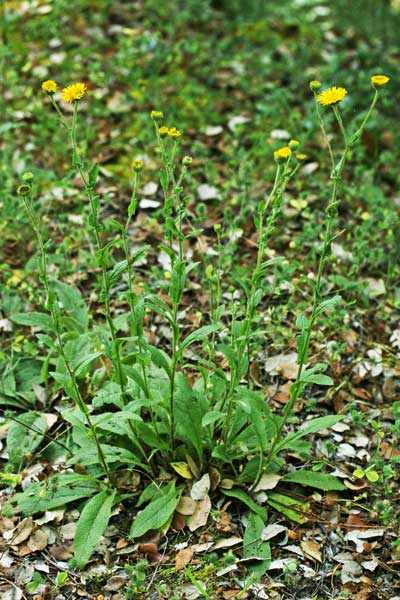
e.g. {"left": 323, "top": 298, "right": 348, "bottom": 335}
{"left": 254, "top": 473, "right": 281, "bottom": 492}
{"left": 27, "top": 529, "right": 48, "bottom": 552}
{"left": 177, "top": 496, "right": 197, "bottom": 515}
{"left": 212, "top": 536, "right": 242, "bottom": 550}
{"left": 11, "top": 517, "right": 33, "bottom": 545}
{"left": 190, "top": 474, "right": 210, "bottom": 500}
{"left": 346, "top": 514, "right": 370, "bottom": 530}
{"left": 175, "top": 546, "right": 194, "bottom": 570}
{"left": 352, "top": 387, "right": 372, "bottom": 400}
{"left": 191, "top": 542, "right": 213, "bottom": 553}
{"left": 261, "top": 524, "right": 287, "bottom": 541}
{"left": 301, "top": 540, "right": 322, "bottom": 563}
{"left": 49, "top": 543, "right": 73, "bottom": 560}
{"left": 264, "top": 353, "right": 299, "bottom": 380}
{"left": 172, "top": 512, "right": 186, "bottom": 531}
{"left": 216, "top": 510, "right": 233, "bottom": 532}
{"left": 188, "top": 495, "right": 211, "bottom": 532}
{"left": 345, "top": 529, "right": 384, "bottom": 553}
{"left": 380, "top": 440, "right": 400, "bottom": 459}
{"left": 209, "top": 466, "right": 221, "bottom": 491}
{"left": 103, "top": 575, "right": 128, "bottom": 591}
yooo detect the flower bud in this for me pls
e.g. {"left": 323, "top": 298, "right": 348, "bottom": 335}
{"left": 182, "top": 155, "right": 192, "bottom": 166}
{"left": 370, "top": 74, "right": 390, "bottom": 89}
{"left": 295, "top": 153, "right": 307, "bottom": 162}
{"left": 159, "top": 126, "right": 169, "bottom": 138}
{"left": 151, "top": 110, "right": 163, "bottom": 120}
{"left": 22, "top": 172, "right": 34, "bottom": 181}
{"left": 309, "top": 80, "right": 322, "bottom": 91}
{"left": 289, "top": 139, "right": 299, "bottom": 150}
{"left": 17, "top": 184, "right": 31, "bottom": 196}
{"left": 131, "top": 159, "right": 144, "bottom": 172}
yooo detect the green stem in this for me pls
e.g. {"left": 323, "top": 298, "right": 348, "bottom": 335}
{"left": 261, "top": 89, "right": 381, "bottom": 481}
{"left": 351, "top": 90, "right": 379, "bottom": 144}
{"left": 122, "top": 172, "right": 157, "bottom": 433}
{"left": 22, "top": 193, "right": 112, "bottom": 484}
{"left": 332, "top": 105, "right": 347, "bottom": 146}
{"left": 222, "top": 160, "right": 293, "bottom": 444}
{"left": 49, "top": 97, "right": 150, "bottom": 467}
{"left": 313, "top": 95, "right": 335, "bottom": 170}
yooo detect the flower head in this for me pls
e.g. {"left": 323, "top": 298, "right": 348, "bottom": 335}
{"left": 289, "top": 139, "right": 299, "bottom": 150}
{"left": 295, "top": 153, "right": 307, "bottom": 162}
{"left": 151, "top": 110, "right": 163, "bottom": 120}
{"left": 159, "top": 126, "right": 169, "bottom": 138}
{"left": 317, "top": 86, "right": 347, "bottom": 106}
{"left": 370, "top": 75, "right": 390, "bottom": 88}
{"left": 61, "top": 82, "right": 87, "bottom": 103}
{"left": 168, "top": 127, "right": 181, "bottom": 138}
{"left": 274, "top": 146, "right": 291, "bottom": 162}
{"left": 41, "top": 80, "right": 58, "bottom": 94}
{"left": 132, "top": 159, "right": 144, "bottom": 173}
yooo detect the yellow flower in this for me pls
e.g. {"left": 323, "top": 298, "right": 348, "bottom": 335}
{"left": 132, "top": 159, "right": 144, "bottom": 172}
{"left": 159, "top": 126, "right": 169, "bottom": 138}
{"left": 41, "top": 80, "right": 58, "bottom": 94}
{"left": 317, "top": 86, "right": 347, "bottom": 106}
{"left": 370, "top": 75, "right": 390, "bottom": 87}
{"left": 289, "top": 139, "right": 299, "bottom": 150}
{"left": 274, "top": 146, "right": 291, "bottom": 162}
{"left": 296, "top": 153, "right": 307, "bottom": 161}
{"left": 168, "top": 127, "right": 181, "bottom": 138}
{"left": 61, "top": 82, "right": 87, "bottom": 103}
{"left": 151, "top": 110, "right": 163, "bottom": 120}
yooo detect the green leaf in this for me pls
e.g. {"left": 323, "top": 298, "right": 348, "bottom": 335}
{"left": 88, "top": 162, "right": 99, "bottom": 188}
{"left": 180, "top": 325, "right": 220, "bottom": 352}
{"left": 11, "top": 312, "right": 53, "bottom": 331}
{"left": 130, "top": 482, "right": 181, "bottom": 538}
{"left": 169, "top": 260, "right": 186, "bottom": 304}
{"left": 315, "top": 295, "right": 342, "bottom": 316}
{"left": 222, "top": 488, "right": 267, "bottom": 521}
{"left": 283, "top": 470, "right": 346, "bottom": 491}
{"left": 53, "top": 281, "right": 88, "bottom": 332}
{"left": 267, "top": 492, "right": 310, "bottom": 524}
{"left": 243, "top": 512, "right": 271, "bottom": 577}
{"left": 297, "top": 415, "right": 343, "bottom": 436}
{"left": 276, "top": 415, "right": 343, "bottom": 453}
{"left": 7, "top": 412, "right": 47, "bottom": 471}
{"left": 300, "top": 373, "right": 334, "bottom": 386}
{"left": 74, "top": 490, "right": 115, "bottom": 568}
{"left": 107, "top": 260, "right": 128, "bottom": 288}
{"left": 11, "top": 473, "right": 99, "bottom": 515}
{"left": 148, "top": 345, "right": 172, "bottom": 376}
{"left": 92, "top": 382, "right": 123, "bottom": 409}
{"left": 201, "top": 410, "right": 225, "bottom": 427}
{"left": 174, "top": 373, "right": 205, "bottom": 461}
